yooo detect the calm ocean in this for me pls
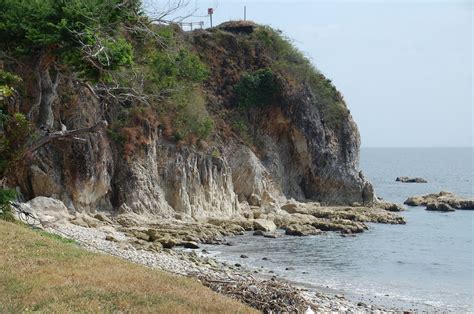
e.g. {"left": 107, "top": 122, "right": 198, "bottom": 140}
{"left": 204, "top": 148, "right": 474, "bottom": 311}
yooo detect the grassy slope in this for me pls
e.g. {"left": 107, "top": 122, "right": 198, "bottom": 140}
{"left": 0, "top": 221, "right": 255, "bottom": 313}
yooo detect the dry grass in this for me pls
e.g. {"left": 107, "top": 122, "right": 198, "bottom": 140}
{"left": 0, "top": 221, "right": 256, "bottom": 313}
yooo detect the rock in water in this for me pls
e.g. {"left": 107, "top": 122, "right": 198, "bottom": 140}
{"left": 183, "top": 242, "right": 200, "bottom": 249}
{"left": 285, "top": 224, "right": 322, "bottom": 236}
{"left": 396, "top": 176, "right": 428, "bottom": 183}
{"left": 426, "top": 202, "right": 455, "bottom": 212}
{"left": 378, "top": 202, "right": 405, "bottom": 212}
{"left": 405, "top": 191, "right": 474, "bottom": 210}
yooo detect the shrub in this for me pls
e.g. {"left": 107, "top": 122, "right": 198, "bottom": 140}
{"left": 146, "top": 48, "right": 209, "bottom": 91}
{"left": 0, "top": 70, "right": 22, "bottom": 101}
{"left": 175, "top": 49, "right": 209, "bottom": 83}
{"left": 234, "top": 68, "right": 279, "bottom": 108}
{"left": 0, "top": 188, "right": 16, "bottom": 222}
{"left": 172, "top": 87, "right": 214, "bottom": 141}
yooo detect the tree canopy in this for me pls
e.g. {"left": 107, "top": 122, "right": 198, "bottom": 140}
{"left": 0, "top": 0, "right": 141, "bottom": 79}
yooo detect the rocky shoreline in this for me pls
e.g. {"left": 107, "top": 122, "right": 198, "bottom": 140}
{"left": 14, "top": 196, "right": 412, "bottom": 313}
{"left": 43, "top": 220, "right": 401, "bottom": 313}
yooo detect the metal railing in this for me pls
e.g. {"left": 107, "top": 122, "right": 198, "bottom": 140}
{"left": 178, "top": 21, "right": 205, "bottom": 31}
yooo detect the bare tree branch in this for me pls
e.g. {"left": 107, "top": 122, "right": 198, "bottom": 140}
{"left": 24, "top": 120, "right": 108, "bottom": 157}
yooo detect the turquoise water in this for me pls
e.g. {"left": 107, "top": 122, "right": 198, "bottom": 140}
{"left": 206, "top": 148, "right": 474, "bottom": 311}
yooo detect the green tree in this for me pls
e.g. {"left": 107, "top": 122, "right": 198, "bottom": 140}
{"left": 0, "top": 0, "right": 140, "bottom": 129}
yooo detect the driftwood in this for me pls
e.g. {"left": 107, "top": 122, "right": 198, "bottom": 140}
{"left": 24, "top": 120, "right": 108, "bottom": 157}
{"left": 199, "top": 275, "right": 309, "bottom": 313}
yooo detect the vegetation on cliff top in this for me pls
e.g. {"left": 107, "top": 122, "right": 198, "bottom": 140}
{"left": 0, "top": 220, "right": 255, "bottom": 313}
{"left": 246, "top": 26, "right": 349, "bottom": 129}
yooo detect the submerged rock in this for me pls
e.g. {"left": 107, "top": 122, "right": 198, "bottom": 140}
{"left": 396, "top": 176, "right": 428, "bottom": 183}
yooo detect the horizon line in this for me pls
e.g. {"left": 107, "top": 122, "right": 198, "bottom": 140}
{"left": 361, "top": 146, "right": 473, "bottom": 149}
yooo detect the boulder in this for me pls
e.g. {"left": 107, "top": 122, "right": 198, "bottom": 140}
{"left": 158, "top": 235, "right": 180, "bottom": 249}
{"left": 281, "top": 203, "right": 299, "bottom": 214}
{"left": 105, "top": 235, "right": 118, "bottom": 242}
{"left": 134, "top": 231, "right": 151, "bottom": 242}
{"left": 253, "top": 219, "right": 277, "bottom": 232}
{"left": 70, "top": 217, "right": 90, "bottom": 228}
{"left": 71, "top": 215, "right": 103, "bottom": 228}
{"left": 396, "top": 176, "right": 428, "bottom": 183}
{"left": 25, "top": 197, "right": 72, "bottom": 225}
{"left": 253, "top": 230, "right": 265, "bottom": 236}
{"left": 285, "top": 224, "right": 322, "bottom": 236}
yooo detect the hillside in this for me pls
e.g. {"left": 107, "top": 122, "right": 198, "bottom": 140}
{"left": 0, "top": 220, "right": 255, "bottom": 313}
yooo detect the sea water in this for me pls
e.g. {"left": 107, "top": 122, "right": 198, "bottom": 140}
{"left": 204, "top": 148, "right": 473, "bottom": 311}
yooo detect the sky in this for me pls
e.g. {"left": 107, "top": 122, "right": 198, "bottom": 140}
{"left": 146, "top": 0, "right": 473, "bottom": 147}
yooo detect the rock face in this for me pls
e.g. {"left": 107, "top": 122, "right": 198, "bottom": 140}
{"left": 396, "top": 176, "right": 428, "bottom": 183}
{"left": 11, "top": 22, "right": 375, "bottom": 220}
{"left": 405, "top": 191, "right": 474, "bottom": 211}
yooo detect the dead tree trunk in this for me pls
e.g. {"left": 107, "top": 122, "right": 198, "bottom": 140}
{"left": 35, "top": 52, "right": 60, "bottom": 129}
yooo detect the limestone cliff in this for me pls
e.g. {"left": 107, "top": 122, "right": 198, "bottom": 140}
{"left": 4, "top": 21, "right": 374, "bottom": 219}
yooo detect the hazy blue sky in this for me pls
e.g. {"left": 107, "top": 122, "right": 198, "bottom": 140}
{"left": 147, "top": 0, "right": 473, "bottom": 147}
